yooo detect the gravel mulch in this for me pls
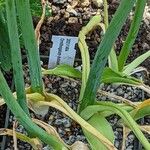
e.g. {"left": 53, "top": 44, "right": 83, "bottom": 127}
{"left": 0, "top": 0, "right": 150, "bottom": 150}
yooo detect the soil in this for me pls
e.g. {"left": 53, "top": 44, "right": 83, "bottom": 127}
{"left": 0, "top": 0, "right": 150, "bottom": 150}
{"left": 0, "top": 106, "right": 6, "bottom": 141}
{"left": 37, "top": 0, "right": 150, "bottom": 71}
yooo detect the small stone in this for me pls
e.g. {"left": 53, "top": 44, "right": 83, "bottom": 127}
{"left": 128, "top": 134, "right": 134, "bottom": 141}
{"left": 126, "top": 145, "right": 134, "bottom": 150}
{"left": 146, "top": 33, "right": 150, "bottom": 41}
{"left": 71, "top": 82, "right": 77, "bottom": 87}
{"left": 65, "top": 128, "right": 71, "bottom": 132}
{"left": 117, "top": 88, "right": 124, "bottom": 95}
{"left": 43, "top": 145, "right": 52, "bottom": 150}
{"left": 81, "top": 0, "right": 90, "bottom": 7}
{"left": 76, "top": 135, "right": 86, "bottom": 141}
{"left": 62, "top": 118, "right": 71, "bottom": 127}
{"left": 54, "top": 119, "right": 63, "bottom": 125}
{"left": 68, "top": 135, "right": 76, "bottom": 144}
{"left": 51, "top": 5, "right": 58, "bottom": 14}
{"left": 114, "top": 141, "right": 120, "bottom": 148}
{"left": 92, "top": 0, "right": 103, "bottom": 7}
{"left": 53, "top": 0, "right": 66, "bottom": 4}
{"left": 49, "top": 115, "right": 54, "bottom": 121}
{"left": 142, "top": 42, "right": 150, "bottom": 50}
{"left": 64, "top": 12, "right": 70, "bottom": 18}
{"left": 68, "top": 17, "right": 78, "bottom": 24}
{"left": 124, "top": 93, "right": 129, "bottom": 99}
{"left": 71, "top": 141, "right": 89, "bottom": 150}
{"left": 66, "top": 5, "right": 78, "bottom": 16}
{"left": 101, "top": 96, "right": 107, "bottom": 101}
{"left": 60, "top": 9, "right": 66, "bottom": 15}
{"left": 58, "top": 128, "right": 66, "bottom": 136}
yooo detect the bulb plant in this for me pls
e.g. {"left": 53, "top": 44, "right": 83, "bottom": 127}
{"left": 0, "top": 0, "right": 150, "bottom": 150}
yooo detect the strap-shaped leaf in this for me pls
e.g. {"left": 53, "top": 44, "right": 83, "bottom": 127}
{"left": 15, "top": 0, "right": 43, "bottom": 93}
{"left": 5, "top": 0, "right": 29, "bottom": 114}
{"left": 80, "top": 102, "right": 150, "bottom": 150}
{"left": 118, "top": 0, "right": 147, "bottom": 71}
{"left": 42, "top": 64, "right": 82, "bottom": 79}
{"left": 123, "top": 50, "right": 150, "bottom": 75}
{"left": 0, "top": 5, "right": 11, "bottom": 71}
{"left": 0, "top": 128, "right": 42, "bottom": 150}
{"left": 45, "top": 93, "right": 116, "bottom": 149}
{"left": 130, "top": 99, "right": 150, "bottom": 120}
{"left": 101, "top": 67, "right": 142, "bottom": 85}
{"left": 83, "top": 113, "right": 114, "bottom": 150}
{"left": 79, "top": 0, "right": 136, "bottom": 112}
{"left": 0, "top": 71, "right": 67, "bottom": 149}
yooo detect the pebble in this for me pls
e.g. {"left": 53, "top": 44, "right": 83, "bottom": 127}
{"left": 53, "top": 0, "right": 66, "bottom": 4}
{"left": 54, "top": 118, "right": 63, "bottom": 125}
{"left": 81, "top": 0, "right": 90, "bottom": 7}
{"left": 76, "top": 135, "right": 86, "bottom": 141}
{"left": 66, "top": 5, "right": 78, "bottom": 16}
{"left": 126, "top": 145, "right": 134, "bottom": 150}
{"left": 92, "top": 0, "right": 103, "bottom": 7}
{"left": 68, "top": 17, "right": 78, "bottom": 24}
{"left": 117, "top": 88, "right": 124, "bottom": 95}
{"left": 62, "top": 118, "right": 71, "bottom": 128}
{"left": 64, "top": 12, "right": 70, "bottom": 18}
{"left": 142, "top": 42, "right": 150, "bottom": 50}
{"left": 68, "top": 135, "right": 76, "bottom": 144}
{"left": 114, "top": 141, "right": 120, "bottom": 148}
{"left": 71, "top": 141, "right": 89, "bottom": 150}
{"left": 43, "top": 146, "right": 52, "bottom": 150}
{"left": 146, "top": 33, "right": 150, "bottom": 41}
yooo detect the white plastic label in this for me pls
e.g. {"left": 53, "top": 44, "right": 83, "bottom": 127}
{"left": 48, "top": 35, "right": 78, "bottom": 69}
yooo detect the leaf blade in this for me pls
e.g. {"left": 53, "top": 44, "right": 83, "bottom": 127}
{"left": 118, "top": 0, "right": 147, "bottom": 71}
{"left": 42, "top": 64, "right": 82, "bottom": 79}
{"left": 79, "top": 0, "right": 136, "bottom": 112}
{"left": 83, "top": 114, "right": 114, "bottom": 150}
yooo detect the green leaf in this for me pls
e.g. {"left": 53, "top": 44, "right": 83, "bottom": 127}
{"left": 0, "top": 5, "right": 11, "bottom": 71}
{"left": 0, "top": 0, "right": 4, "bottom": 6}
{"left": 0, "top": 70, "right": 67, "bottom": 149}
{"left": 101, "top": 67, "right": 142, "bottom": 85}
{"left": 42, "top": 64, "right": 82, "bottom": 79}
{"left": 78, "top": 15, "right": 101, "bottom": 103}
{"left": 103, "top": 0, "right": 118, "bottom": 71}
{"left": 123, "top": 50, "right": 150, "bottom": 75}
{"left": 30, "top": 0, "right": 42, "bottom": 16}
{"left": 0, "top": 0, "right": 49, "bottom": 16}
{"left": 79, "top": 0, "right": 136, "bottom": 112}
{"left": 132, "top": 106, "right": 150, "bottom": 121}
{"left": 30, "top": 0, "right": 51, "bottom": 17}
{"left": 83, "top": 114, "right": 114, "bottom": 150}
{"left": 80, "top": 102, "right": 150, "bottom": 150}
{"left": 108, "top": 48, "right": 118, "bottom": 72}
{"left": 15, "top": 0, "right": 43, "bottom": 93}
{"left": 6, "top": 0, "right": 29, "bottom": 114}
{"left": 118, "top": 0, "right": 147, "bottom": 71}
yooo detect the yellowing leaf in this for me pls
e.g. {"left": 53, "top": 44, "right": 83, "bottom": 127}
{"left": 0, "top": 97, "right": 5, "bottom": 106}
{"left": 45, "top": 93, "right": 116, "bottom": 150}
{"left": 33, "top": 119, "right": 69, "bottom": 148}
{"left": 130, "top": 99, "right": 150, "bottom": 120}
{"left": 83, "top": 114, "right": 114, "bottom": 150}
{"left": 0, "top": 128, "right": 42, "bottom": 150}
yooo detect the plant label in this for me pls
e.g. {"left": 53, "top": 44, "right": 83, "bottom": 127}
{"left": 48, "top": 35, "right": 78, "bottom": 68}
